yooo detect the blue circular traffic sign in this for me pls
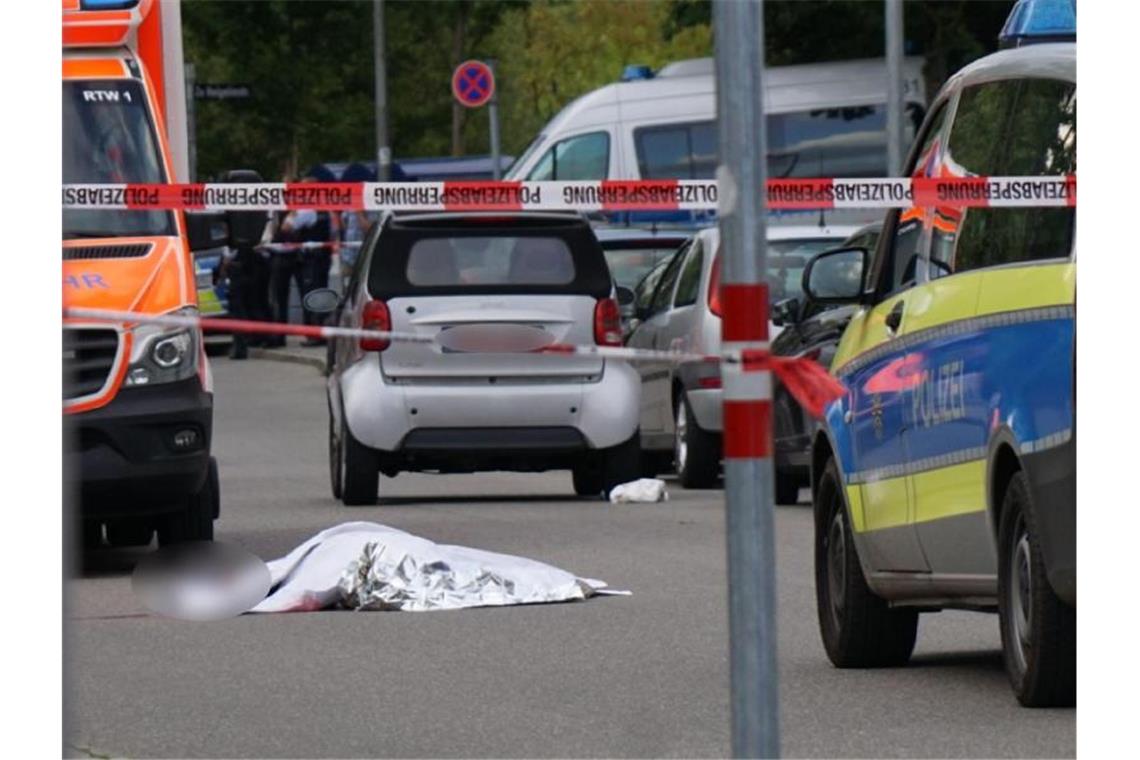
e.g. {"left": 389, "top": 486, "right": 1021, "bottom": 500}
{"left": 452, "top": 60, "right": 495, "bottom": 108}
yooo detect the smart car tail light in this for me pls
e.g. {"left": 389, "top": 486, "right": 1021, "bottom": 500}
{"left": 594, "top": 297, "right": 622, "bottom": 346}
{"left": 360, "top": 300, "right": 391, "bottom": 351}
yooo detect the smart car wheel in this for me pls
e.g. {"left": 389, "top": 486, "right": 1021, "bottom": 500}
{"left": 572, "top": 461, "right": 605, "bottom": 498}
{"left": 158, "top": 457, "right": 218, "bottom": 546}
{"left": 675, "top": 393, "right": 719, "bottom": 488}
{"left": 341, "top": 421, "right": 380, "bottom": 507}
{"left": 814, "top": 456, "right": 917, "bottom": 667}
{"left": 601, "top": 431, "right": 642, "bottom": 495}
{"left": 998, "top": 471, "right": 1075, "bottom": 707}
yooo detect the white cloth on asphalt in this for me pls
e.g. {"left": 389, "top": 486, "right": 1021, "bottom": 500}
{"left": 250, "top": 521, "right": 627, "bottom": 613}
{"left": 608, "top": 478, "right": 669, "bottom": 503}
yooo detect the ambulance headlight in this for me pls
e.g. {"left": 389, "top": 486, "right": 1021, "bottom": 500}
{"left": 125, "top": 308, "right": 200, "bottom": 386}
{"left": 153, "top": 332, "right": 192, "bottom": 368}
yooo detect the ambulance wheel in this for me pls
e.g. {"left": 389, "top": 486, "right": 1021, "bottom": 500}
{"left": 675, "top": 393, "right": 720, "bottom": 488}
{"left": 815, "top": 457, "right": 917, "bottom": 667}
{"left": 105, "top": 519, "right": 153, "bottom": 548}
{"left": 158, "top": 457, "right": 217, "bottom": 546}
{"left": 341, "top": 422, "right": 379, "bottom": 506}
{"left": 998, "top": 471, "right": 1076, "bottom": 707}
{"left": 329, "top": 408, "right": 343, "bottom": 500}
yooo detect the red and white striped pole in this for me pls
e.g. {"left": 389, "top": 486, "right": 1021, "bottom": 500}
{"left": 714, "top": 0, "right": 780, "bottom": 756}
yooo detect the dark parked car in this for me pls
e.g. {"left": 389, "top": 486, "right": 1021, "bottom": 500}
{"left": 770, "top": 222, "right": 880, "bottom": 503}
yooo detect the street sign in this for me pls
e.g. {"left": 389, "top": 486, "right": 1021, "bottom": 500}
{"left": 194, "top": 83, "right": 252, "bottom": 101}
{"left": 451, "top": 60, "right": 495, "bottom": 108}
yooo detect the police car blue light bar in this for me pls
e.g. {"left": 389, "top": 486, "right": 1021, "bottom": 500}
{"left": 1000, "top": 0, "right": 1076, "bottom": 47}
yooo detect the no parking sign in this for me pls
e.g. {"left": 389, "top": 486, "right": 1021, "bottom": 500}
{"left": 452, "top": 60, "right": 495, "bottom": 108}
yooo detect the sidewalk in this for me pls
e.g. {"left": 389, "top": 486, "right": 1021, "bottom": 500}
{"left": 247, "top": 336, "right": 327, "bottom": 373}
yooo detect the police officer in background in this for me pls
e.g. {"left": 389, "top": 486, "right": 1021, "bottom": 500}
{"left": 275, "top": 175, "right": 335, "bottom": 346}
{"left": 218, "top": 169, "right": 272, "bottom": 359}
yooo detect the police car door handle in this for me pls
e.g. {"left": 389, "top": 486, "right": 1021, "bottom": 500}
{"left": 885, "top": 302, "right": 905, "bottom": 334}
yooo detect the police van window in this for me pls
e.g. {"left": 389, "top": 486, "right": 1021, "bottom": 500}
{"left": 650, "top": 243, "right": 688, "bottom": 315}
{"left": 63, "top": 80, "right": 174, "bottom": 238}
{"left": 636, "top": 122, "right": 718, "bottom": 179}
{"left": 526, "top": 132, "right": 609, "bottom": 181}
{"left": 877, "top": 102, "right": 948, "bottom": 294}
{"left": 673, "top": 240, "right": 705, "bottom": 307}
{"left": 949, "top": 79, "right": 1076, "bottom": 273}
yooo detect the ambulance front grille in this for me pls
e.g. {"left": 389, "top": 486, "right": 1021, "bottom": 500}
{"left": 63, "top": 244, "right": 152, "bottom": 260}
{"left": 63, "top": 328, "right": 120, "bottom": 401}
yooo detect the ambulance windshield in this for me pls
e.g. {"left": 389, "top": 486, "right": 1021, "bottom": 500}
{"left": 63, "top": 80, "right": 175, "bottom": 239}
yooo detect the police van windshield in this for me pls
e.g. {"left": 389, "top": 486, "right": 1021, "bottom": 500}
{"left": 63, "top": 79, "right": 174, "bottom": 239}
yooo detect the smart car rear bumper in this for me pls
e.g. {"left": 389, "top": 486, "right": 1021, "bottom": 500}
{"left": 340, "top": 355, "right": 640, "bottom": 452}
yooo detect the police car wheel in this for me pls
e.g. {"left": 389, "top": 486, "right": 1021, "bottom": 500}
{"left": 998, "top": 471, "right": 1076, "bottom": 707}
{"left": 328, "top": 409, "right": 343, "bottom": 500}
{"left": 341, "top": 423, "right": 380, "bottom": 507}
{"left": 675, "top": 394, "right": 720, "bottom": 489}
{"left": 815, "top": 457, "right": 917, "bottom": 668}
{"left": 158, "top": 457, "right": 217, "bottom": 546}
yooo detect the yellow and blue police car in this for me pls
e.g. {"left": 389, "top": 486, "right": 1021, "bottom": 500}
{"left": 802, "top": 2, "right": 1075, "bottom": 707}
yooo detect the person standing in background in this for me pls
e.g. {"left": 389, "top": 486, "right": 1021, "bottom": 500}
{"left": 279, "top": 176, "right": 334, "bottom": 346}
{"left": 339, "top": 209, "right": 376, "bottom": 284}
{"left": 265, "top": 182, "right": 299, "bottom": 349}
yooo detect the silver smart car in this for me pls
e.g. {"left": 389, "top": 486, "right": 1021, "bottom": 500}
{"left": 311, "top": 212, "right": 642, "bottom": 504}
{"left": 627, "top": 222, "right": 860, "bottom": 488}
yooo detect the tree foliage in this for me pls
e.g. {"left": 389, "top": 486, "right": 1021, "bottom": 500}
{"left": 182, "top": 0, "right": 1012, "bottom": 181}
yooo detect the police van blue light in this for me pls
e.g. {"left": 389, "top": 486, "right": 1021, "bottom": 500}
{"left": 999, "top": 0, "right": 1076, "bottom": 47}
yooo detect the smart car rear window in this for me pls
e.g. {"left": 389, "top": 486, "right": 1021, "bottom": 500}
{"left": 367, "top": 219, "right": 612, "bottom": 299}
{"left": 406, "top": 236, "right": 575, "bottom": 287}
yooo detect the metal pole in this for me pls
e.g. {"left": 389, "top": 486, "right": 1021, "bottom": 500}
{"left": 488, "top": 60, "right": 502, "bottom": 180}
{"left": 885, "top": 0, "right": 905, "bottom": 177}
{"left": 714, "top": 0, "right": 779, "bottom": 757}
{"left": 373, "top": 0, "right": 391, "bottom": 181}
{"left": 184, "top": 62, "right": 197, "bottom": 181}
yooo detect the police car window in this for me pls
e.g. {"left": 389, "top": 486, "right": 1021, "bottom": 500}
{"left": 674, "top": 240, "right": 705, "bottom": 307}
{"left": 878, "top": 102, "right": 948, "bottom": 294}
{"left": 949, "top": 79, "right": 1076, "bottom": 273}
{"left": 526, "top": 132, "right": 609, "bottom": 181}
{"left": 650, "top": 244, "right": 688, "bottom": 315}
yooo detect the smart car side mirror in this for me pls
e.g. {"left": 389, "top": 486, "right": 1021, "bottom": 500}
{"left": 803, "top": 247, "right": 867, "bottom": 304}
{"left": 302, "top": 288, "right": 340, "bottom": 314}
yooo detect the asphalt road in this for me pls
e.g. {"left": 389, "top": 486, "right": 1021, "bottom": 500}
{"left": 65, "top": 357, "right": 1075, "bottom": 758}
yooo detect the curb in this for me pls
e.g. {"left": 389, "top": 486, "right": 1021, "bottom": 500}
{"left": 248, "top": 347, "right": 327, "bottom": 373}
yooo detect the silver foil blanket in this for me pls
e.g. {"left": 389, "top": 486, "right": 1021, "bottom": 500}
{"left": 251, "top": 522, "right": 624, "bottom": 613}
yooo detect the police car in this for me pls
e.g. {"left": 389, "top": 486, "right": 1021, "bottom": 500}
{"left": 802, "top": 0, "right": 1075, "bottom": 707}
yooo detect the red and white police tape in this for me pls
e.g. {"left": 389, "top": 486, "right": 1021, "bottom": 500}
{"left": 62, "top": 307, "right": 846, "bottom": 419}
{"left": 62, "top": 176, "right": 1076, "bottom": 212}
